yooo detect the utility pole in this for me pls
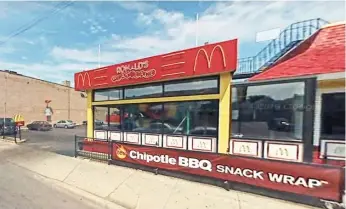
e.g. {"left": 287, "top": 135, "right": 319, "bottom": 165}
{"left": 68, "top": 88, "right": 71, "bottom": 120}
{"left": 195, "top": 13, "right": 199, "bottom": 47}
{"left": 98, "top": 44, "right": 101, "bottom": 68}
{"left": 4, "top": 72, "right": 7, "bottom": 122}
{"left": 2, "top": 72, "right": 7, "bottom": 138}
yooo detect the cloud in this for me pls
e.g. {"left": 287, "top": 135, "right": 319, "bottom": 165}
{"left": 54, "top": 1, "right": 345, "bottom": 65}
{"left": 50, "top": 46, "right": 122, "bottom": 64}
{"left": 82, "top": 18, "right": 107, "bottom": 34}
{"left": 117, "top": 1, "right": 157, "bottom": 12}
{"left": 137, "top": 9, "right": 184, "bottom": 26}
{"left": 0, "top": 60, "right": 97, "bottom": 84}
{"left": 2, "top": 1, "right": 345, "bottom": 85}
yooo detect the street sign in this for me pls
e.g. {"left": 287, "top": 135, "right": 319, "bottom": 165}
{"left": 13, "top": 114, "right": 25, "bottom": 126}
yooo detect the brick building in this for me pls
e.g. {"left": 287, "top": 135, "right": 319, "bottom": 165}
{"left": 0, "top": 70, "right": 86, "bottom": 124}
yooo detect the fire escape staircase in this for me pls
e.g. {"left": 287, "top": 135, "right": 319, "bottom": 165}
{"left": 234, "top": 18, "right": 330, "bottom": 79}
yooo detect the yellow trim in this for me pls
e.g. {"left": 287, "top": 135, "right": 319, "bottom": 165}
{"left": 86, "top": 90, "right": 94, "bottom": 139}
{"left": 92, "top": 94, "right": 219, "bottom": 106}
{"left": 321, "top": 21, "right": 346, "bottom": 29}
{"left": 218, "top": 73, "right": 231, "bottom": 154}
{"left": 318, "top": 78, "right": 345, "bottom": 89}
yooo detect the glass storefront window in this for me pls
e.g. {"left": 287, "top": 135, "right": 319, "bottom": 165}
{"left": 163, "top": 101, "right": 219, "bottom": 136}
{"left": 94, "top": 106, "right": 108, "bottom": 132}
{"left": 164, "top": 77, "right": 218, "bottom": 96}
{"left": 321, "top": 92, "right": 345, "bottom": 140}
{"left": 108, "top": 106, "right": 122, "bottom": 131}
{"left": 109, "top": 89, "right": 123, "bottom": 100}
{"left": 94, "top": 90, "right": 109, "bottom": 101}
{"left": 122, "top": 103, "right": 164, "bottom": 133}
{"left": 94, "top": 88, "right": 122, "bottom": 101}
{"left": 93, "top": 76, "right": 220, "bottom": 102}
{"left": 124, "top": 84, "right": 163, "bottom": 99}
{"left": 231, "top": 82, "right": 305, "bottom": 140}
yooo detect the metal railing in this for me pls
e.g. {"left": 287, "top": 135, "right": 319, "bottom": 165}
{"left": 75, "top": 132, "right": 218, "bottom": 160}
{"left": 0, "top": 127, "right": 22, "bottom": 143}
{"left": 75, "top": 136, "right": 110, "bottom": 161}
{"left": 235, "top": 18, "right": 329, "bottom": 75}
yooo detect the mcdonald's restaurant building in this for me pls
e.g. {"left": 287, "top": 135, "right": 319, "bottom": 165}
{"left": 74, "top": 23, "right": 345, "bottom": 207}
{"left": 0, "top": 70, "right": 86, "bottom": 124}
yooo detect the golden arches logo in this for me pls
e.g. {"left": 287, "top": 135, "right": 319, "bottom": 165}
{"left": 13, "top": 114, "right": 24, "bottom": 122}
{"left": 276, "top": 148, "right": 289, "bottom": 156}
{"left": 77, "top": 72, "right": 91, "bottom": 87}
{"left": 239, "top": 145, "right": 250, "bottom": 153}
{"left": 193, "top": 45, "right": 227, "bottom": 73}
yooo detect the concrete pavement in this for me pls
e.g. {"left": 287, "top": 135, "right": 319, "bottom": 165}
{"left": 0, "top": 141, "right": 318, "bottom": 209}
{"left": 0, "top": 142, "right": 123, "bottom": 209}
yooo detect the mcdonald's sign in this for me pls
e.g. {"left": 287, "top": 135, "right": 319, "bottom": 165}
{"left": 75, "top": 72, "right": 91, "bottom": 89}
{"left": 13, "top": 114, "right": 25, "bottom": 126}
{"left": 239, "top": 145, "right": 251, "bottom": 153}
{"left": 276, "top": 147, "right": 289, "bottom": 157}
{"left": 74, "top": 39, "right": 237, "bottom": 90}
{"left": 193, "top": 45, "right": 227, "bottom": 73}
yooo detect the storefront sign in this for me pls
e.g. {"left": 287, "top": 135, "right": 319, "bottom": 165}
{"left": 74, "top": 39, "right": 237, "bottom": 91}
{"left": 111, "top": 143, "right": 343, "bottom": 201}
{"left": 111, "top": 60, "right": 156, "bottom": 83}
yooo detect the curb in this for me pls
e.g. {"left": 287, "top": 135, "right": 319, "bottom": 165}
{"left": 0, "top": 137, "right": 27, "bottom": 144}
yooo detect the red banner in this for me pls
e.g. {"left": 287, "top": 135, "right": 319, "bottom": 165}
{"left": 111, "top": 143, "right": 343, "bottom": 201}
{"left": 74, "top": 39, "right": 237, "bottom": 91}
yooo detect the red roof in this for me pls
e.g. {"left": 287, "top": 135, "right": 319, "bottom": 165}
{"left": 249, "top": 23, "right": 345, "bottom": 81}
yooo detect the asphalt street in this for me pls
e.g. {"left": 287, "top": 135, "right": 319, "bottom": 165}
{"left": 0, "top": 143, "right": 104, "bottom": 209}
{"left": 20, "top": 126, "right": 86, "bottom": 157}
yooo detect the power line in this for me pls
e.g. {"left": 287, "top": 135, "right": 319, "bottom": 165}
{"left": 3, "top": 2, "right": 67, "bottom": 38}
{"left": 0, "top": 1, "right": 75, "bottom": 46}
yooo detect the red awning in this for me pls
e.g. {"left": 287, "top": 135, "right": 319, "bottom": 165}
{"left": 249, "top": 23, "right": 345, "bottom": 81}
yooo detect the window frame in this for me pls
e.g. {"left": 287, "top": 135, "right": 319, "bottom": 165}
{"left": 92, "top": 99, "right": 219, "bottom": 138}
{"left": 93, "top": 88, "right": 122, "bottom": 102}
{"left": 124, "top": 83, "right": 163, "bottom": 99}
{"left": 163, "top": 76, "right": 220, "bottom": 97}
{"left": 92, "top": 76, "right": 220, "bottom": 102}
{"left": 231, "top": 78, "right": 312, "bottom": 142}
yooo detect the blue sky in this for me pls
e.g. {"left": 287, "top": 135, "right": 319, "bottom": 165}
{"left": 0, "top": 1, "right": 344, "bottom": 85}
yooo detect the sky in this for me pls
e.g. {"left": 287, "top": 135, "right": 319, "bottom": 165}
{"left": 0, "top": 1, "right": 344, "bottom": 86}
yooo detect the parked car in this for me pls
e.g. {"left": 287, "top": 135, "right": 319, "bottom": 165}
{"left": 132, "top": 122, "right": 183, "bottom": 134}
{"left": 53, "top": 120, "right": 76, "bottom": 129}
{"left": 27, "top": 121, "right": 52, "bottom": 131}
{"left": 0, "top": 117, "right": 16, "bottom": 136}
{"left": 82, "top": 120, "right": 103, "bottom": 125}
{"left": 189, "top": 126, "right": 218, "bottom": 137}
{"left": 267, "top": 117, "right": 293, "bottom": 132}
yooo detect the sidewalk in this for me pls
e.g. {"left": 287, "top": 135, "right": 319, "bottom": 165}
{"left": 2, "top": 143, "right": 318, "bottom": 209}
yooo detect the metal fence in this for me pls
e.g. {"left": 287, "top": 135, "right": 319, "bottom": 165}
{"left": 235, "top": 18, "right": 329, "bottom": 75}
{"left": 75, "top": 136, "right": 110, "bottom": 161}
{"left": 0, "top": 127, "right": 22, "bottom": 143}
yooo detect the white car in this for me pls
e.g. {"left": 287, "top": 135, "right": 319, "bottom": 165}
{"left": 53, "top": 120, "right": 76, "bottom": 129}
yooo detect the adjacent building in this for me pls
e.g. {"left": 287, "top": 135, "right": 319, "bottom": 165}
{"left": 0, "top": 70, "right": 86, "bottom": 124}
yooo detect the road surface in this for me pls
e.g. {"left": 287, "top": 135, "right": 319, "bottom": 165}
{"left": 21, "top": 126, "right": 86, "bottom": 156}
{"left": 0, "top": 143, "right": 101, "bottom": 209}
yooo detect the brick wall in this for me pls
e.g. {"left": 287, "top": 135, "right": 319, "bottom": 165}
{"left": 0, "top": 71, "right": 86, "bottom": 124}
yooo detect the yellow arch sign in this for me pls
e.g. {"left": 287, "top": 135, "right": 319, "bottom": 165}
{"left": 13, "top": 114, "right": 25, "bottom": 126}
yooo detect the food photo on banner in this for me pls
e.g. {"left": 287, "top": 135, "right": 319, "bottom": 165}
{"left": 110, "top": 142, "right": 343, "bottom": 202}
